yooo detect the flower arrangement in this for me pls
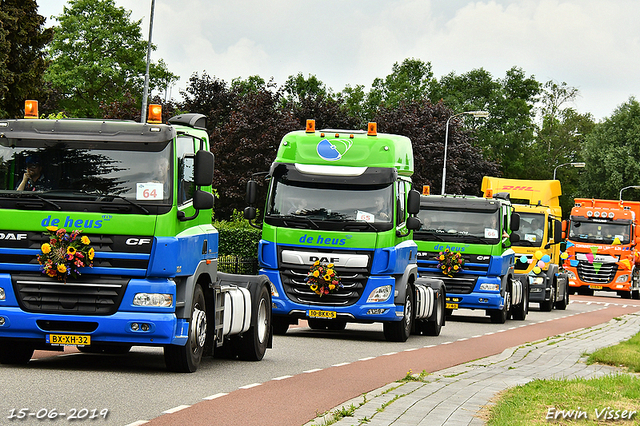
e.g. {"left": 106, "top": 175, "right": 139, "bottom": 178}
{"left": 436, "top": 248, "right": 464, "bottom": 277}
{"left": 38, "top": 226, "right": 94, "bottom": 283}
{"left": 305, "top": 261, "right": 342, "bottom": 297}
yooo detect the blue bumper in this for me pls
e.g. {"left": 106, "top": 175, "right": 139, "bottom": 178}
{"left": 446, "top": 276, "right": 505, "bottom": 310}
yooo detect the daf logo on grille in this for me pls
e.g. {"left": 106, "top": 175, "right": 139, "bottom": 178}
{"left": 125, "top": 238, "right": 152, "bottom": 245}
{"left": 0, "top": 232, "right": 27, "bottom": 240}
{"left": 309, "top": 256, "right": 339, "bottom": 263}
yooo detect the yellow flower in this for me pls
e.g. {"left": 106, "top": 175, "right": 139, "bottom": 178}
{"left": 329, "top": 284, "right": 335, "bottom": 290}
{"left": 41, "top": 243, "right": 51, "bottom": 254}
{"left": 439, "top": 255, "right": 444, "bottom": 260}
{"left": 57, "top": 264, "right": 67, "bottom": 273}
{"left": 313, "top": 260, "right": 320, "bottom": 266}
{"left": 327, "top": 269, "right": 334, "bottom": 275}
{"left": 310, "top": 284, "right": 318, "bottom": 291}
{"left": 454, "top": 265, "right": 459, "bottom": 270}
{"left": 46, "top": 226, "right": 58, "bottom": 232}
{"left": 313, "top": 270, "right": 319, "bottom": 277}
{"left": 327, "top": 263, "right": 334, "bottom": 268}
{"left": 81, "top": 236, "right": 90, "bottom": 245}
{"left": 67, "top": 246, "right": 76, "bottom": 255}
{"left": 323, "top": 274, "right": 331, "bottom": 281}
{"left": 88, "top": 248, "right": 95, "bottom": 260}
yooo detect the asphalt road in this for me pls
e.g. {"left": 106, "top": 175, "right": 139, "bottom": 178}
{"left": 1, "top": 293, "right": 638, "bottom": 426}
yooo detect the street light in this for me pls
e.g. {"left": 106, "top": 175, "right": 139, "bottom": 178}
{"left": 620, "top": 185, "right": 640, "bottom": 201}
{"left": 552, "top": 162, "right": 585, "bottom": 180}
{"left": 441, "top": 110, "right": 489, "bottom": 195}
{"left": 140, "top": 0, "right": 156, "bottom": 123}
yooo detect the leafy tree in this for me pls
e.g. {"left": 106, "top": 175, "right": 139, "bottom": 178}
{"left": 209, "top": 80, "right": 298, "bottom": 219}
{"left": 44, "top": 0, "right": 177, "bottom": 118}
{"left": 180, "top": 72, "right": 234, "bottom": 134}
{"left": 369, "top": 58, "right": 435, "bottom": 110}
{"left": 580, "top": 98, "right": 640, "bottom": 201}
{"left": 375, "top": 99, "right": 499, "bottom": 196}
{"left": 0, "top": 0, "right": 53, "bottom": 118}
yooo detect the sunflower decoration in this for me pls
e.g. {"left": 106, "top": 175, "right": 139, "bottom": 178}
{"left": 305, "top": 260, "right": 343, "bottom": 297}
{"left": 436, "top": 248, "right": 464, "bottom": 277}
{"left": 38, "top": 226, "right": 94, "bottom": 283}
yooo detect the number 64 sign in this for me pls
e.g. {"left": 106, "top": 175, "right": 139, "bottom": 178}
{"left": 136, "top": 182, "right": 164, "bottom": 200}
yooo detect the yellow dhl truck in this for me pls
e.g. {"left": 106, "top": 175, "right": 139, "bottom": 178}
{"left": 481, "top": 177, "right": 569, "bottom": 311}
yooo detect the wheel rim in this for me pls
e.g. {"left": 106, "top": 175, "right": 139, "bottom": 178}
{"left": 191, "top": 303, "right": 207, "bottom": 352}
{"left": 256, "top": 297, "right": 268, "bottom": 344}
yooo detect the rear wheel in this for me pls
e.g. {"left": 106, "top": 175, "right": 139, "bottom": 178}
{"left": 164, "top": 285, "right": 207, "bottom": 373}
{"left": 0, "top": 341, "right": 34, "bottom": 365}
{"left": 238, "top": 284, "right": 271, "bottom": 361}
{"left": 383, "top": 286, "right": 414, "bottom": 342}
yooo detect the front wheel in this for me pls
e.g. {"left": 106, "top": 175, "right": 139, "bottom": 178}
{"left": 540, "top": 285, "right": 555, "bottom": 312}
{"left": 383, "top": 286, "right": 414, "bottom": 342}
{"left": 511, "top": 278, "right": 528, "bottom": 320}
{"left": 490, "top": 290, "right": 510, "bottom": 324}
{"left": 423, "top": 289, "right": 445, "bottom": 336}
{"left": 555, "top": 282, "right": 569, "bottom": 310}
{"left": 0, "top": 341, "right": 34, "bottom": 364}
{"left": 238, "top": 284, "right": 271, "bottom": 361}
{"left": 164, "top": 285, "right": 207, "bottom": 373}
{"left": 272, "top": 316, "right": 290, "bottom": 335}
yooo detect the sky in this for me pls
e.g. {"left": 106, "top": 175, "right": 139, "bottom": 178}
{"left": 37, "top": 0, "right": 640, "bottom": 121}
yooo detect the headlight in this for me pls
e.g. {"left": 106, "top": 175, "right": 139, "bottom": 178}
{"left": 0, "top": 287, "right": 5, "bottom": 301}
{"left": 616, "top": 274, "right": 630, "bottom": 283}
{"left": 566, "top": 270, "right": 576, "bottom": 280}
{"left": 270, "top": 282, "right": 279, "bottom": 297}
{"left": 367, "top": 285, "right": 392, "bottom": 303}
{"left": 529, "top": 276, "right": 545, "bottom": 285}
{"left": 133, "top": 293, "right": 173, "bottom": 307}
{"left": 479, "top": 283, "right": 500, "bottom": 291}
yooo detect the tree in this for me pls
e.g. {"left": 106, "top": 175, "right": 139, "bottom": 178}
{"left": 580, "top": 98, "right": 640, "bottom": 201}
{"left": 375, "top": 99, "right": 499, "bottom": 196}
{"left": 0, "top": 0, "right": 53, "bottom": 118}
{"left": 369, "top": 58, "right": 435, "bottom": 110}
{"left": 180, "top": 72, "right": 234, "bottom": 135}
{"left": 44, "top": 0, "right": 177, "bottom": 118}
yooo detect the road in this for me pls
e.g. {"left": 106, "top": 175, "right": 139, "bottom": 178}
{"left": 1, "top": 293, "right": 638, "bottom": 426}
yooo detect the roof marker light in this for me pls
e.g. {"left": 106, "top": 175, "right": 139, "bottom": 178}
{"left": 306, "top": 119, "right": 315, "bottom": 133}
{"left": 367, "top": 122, "right": 377, "bottom": 136}
{"left": 24, "top": 100, "right": 38, "bottom": 119}
{"left": 147, "top": 104, "right": 162, "bottom": 124}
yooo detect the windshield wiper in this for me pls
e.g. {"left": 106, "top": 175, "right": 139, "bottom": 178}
{"left": 76, "top": 190, "right": 150, "bottom": 215}
{"left": 10, "top": 192, "right": 62, "bottom": 210}
{"left": 279, "top": 215, "right": 320, "bottom": 230}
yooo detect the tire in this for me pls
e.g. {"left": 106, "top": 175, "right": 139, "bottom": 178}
{"left": 272, "top": 316, "right": 290, "bottom": 335}
{"left": 383, "top": 285, "right": 414, "bottom": 342}
{"left": 77, "top": 344, "right": 132, "bottom": 354}
{"left": 0, "top": 341, "right": 34, "bottom": 365}
{"left": 308, "top": 319, "right": 347, "bottom": 331}
{"left": 632, "top": 289, "right": 640, "bottom": 300}
{"left": 490, "top": 290, "right": 510, "bottom": 324}
{"left": 540, "top": 285, "right": 555, "bottom": 312}
{"left": 424, "top": 289, "right": 445, "bottom": 336}
{"left": 238, "top": 284, "right": 271, "bottom": 361}
{"left": 164, "top": 285, "right": 207, "bottom": 373}
{"left": 307, "top": 319, "right": 326, "bottom": 330}
{"left": 555, "top": 282, "right": 569, "bottom": 310}
{"left": 511, "top": 278, "right": 528, "bottom": 320}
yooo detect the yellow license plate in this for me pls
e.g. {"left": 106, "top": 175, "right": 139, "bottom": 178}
{"left": 47, "top": 334, "right": 91, "bottom": 346}
{"left": 446, "top": 303, "right": 459, "bottom": 310}
{"left": 308, "top": 310, "right": 336, "bottom": 319}
{"left": 589, "top": 285, "right": 603, "bottom": 290}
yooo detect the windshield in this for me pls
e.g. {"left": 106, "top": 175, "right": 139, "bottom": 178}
{"left": 0, "top": 140, "right": 172, "bottom": 204}
{"left": 568, "top": 220, "right": 631, "bottom": 244}
{"left": 512, "top": 212, "right": 545, "bottom": 247}
{"left": 414, "top": 208, "right": 501, "bottom": 244}
{"left": 265, "top": 178, "right": 393, "bottom": 230}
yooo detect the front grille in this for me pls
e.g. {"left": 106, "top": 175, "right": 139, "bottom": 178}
{"left": 12, "top": 273, "right": 128, "bottom": 315}
{"left": 281, "top": 266, "right": 367, "bottom": 306}
{"left": 437, "top": 275, "right": 478, "bottom": 294}
{"left": 577, "top": 261, "right": 617, "bottom": 284}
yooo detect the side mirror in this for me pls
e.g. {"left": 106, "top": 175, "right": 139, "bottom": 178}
{"left": 193, "top": 190, "right": 214, "bottom": 210}
{"left": 510, "top": 233, "right": 520, "bottom": 243}
{"left": 559, "top": 241, "right": 567, "bottom": 252}
{"left": 246, "top": 180, "right": 258, "bottom": 205}
{"left": 554, "top": 220, "right": 563, "bottom": 243}
{"left": 194, "top": 150, "right": 214, "bottom": 186}
{"left": 407, "top": 189, "right": 420, "bottom": 215}
{"left": 244, "top": 206, "right": 256, "bottom": 221}
{"left": 510, "top": 212, "right": 520, "bottom": 232}
{"left": 406, "top": 216, "right": 421, "bottom": 231}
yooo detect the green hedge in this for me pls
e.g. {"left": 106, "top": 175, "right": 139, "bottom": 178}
{"left": 214, "top": 210, "right": 261, "bottom": 258}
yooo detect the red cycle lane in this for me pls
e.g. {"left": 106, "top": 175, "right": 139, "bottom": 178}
{"left": 143, "top": 301, "right": 640, "bottom": 426}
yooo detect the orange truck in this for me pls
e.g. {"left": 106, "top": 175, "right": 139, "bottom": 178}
{"left": 564, "top": 198, "right": 640, "bottom": 299}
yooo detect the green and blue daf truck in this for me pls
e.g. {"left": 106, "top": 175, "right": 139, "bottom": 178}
{"left": 414, "top": 192, "right": 528, "bottom": 323}
{"left": 245, "top": 120, "right": 446, "bottom": 341}
{"left": 0, "top": 101, "right": 272, "bottom": 372}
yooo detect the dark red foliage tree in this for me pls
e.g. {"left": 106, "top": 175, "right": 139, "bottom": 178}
{"left": 375, "top": 99, "right": 500, "bottom": 196}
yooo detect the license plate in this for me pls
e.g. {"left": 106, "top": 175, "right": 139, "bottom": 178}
{"left": 308, "top": 310, "right": 336, "bottom": 319}
{"left": 47, "top": 334, "right": 91, "bottom": 346}
{"left": 446, "top": 303, "right": 459, "bottom": 310}
{"left": 589, "top": 285, "right": 603, "bottom": 290}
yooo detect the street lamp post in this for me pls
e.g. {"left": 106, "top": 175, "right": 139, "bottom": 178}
{"left": 552, "top": 162, "right": 585, "bottom": 180}
{"left": 441, "top": 110, "right": 489, "bottom": 195}
{"left": 140, "top": 0, "right": 156, "bottom": 123}
{"left": 619, "top": 185, "right": 640, "bottom": 201}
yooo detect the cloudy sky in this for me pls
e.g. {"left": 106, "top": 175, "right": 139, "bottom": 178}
{"left": 38, "top": 0, "right": 639, "bottom": 121}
